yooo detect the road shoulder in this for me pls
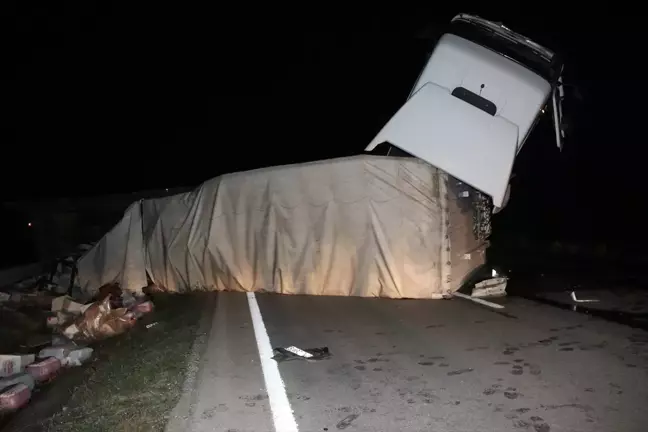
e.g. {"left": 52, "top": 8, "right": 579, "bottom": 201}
{"left": 167, "top": 292, "right": 272, "bottom": 432}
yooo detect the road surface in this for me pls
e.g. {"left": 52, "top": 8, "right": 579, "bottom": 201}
{"left": 168, "top": 292, "right": 648, "bottom": 432}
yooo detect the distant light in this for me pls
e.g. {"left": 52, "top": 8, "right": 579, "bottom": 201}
{"left": 541, "top": 109, "right": 545, "bottom": 114}
{"left": 27, "top": 222, "right": 32, "bottom": 227}
{"left": 491, "top": 269, "right": 498, "bottom": 277}
{"left": 165, "top": 188, "right": 169, "bottom": 192}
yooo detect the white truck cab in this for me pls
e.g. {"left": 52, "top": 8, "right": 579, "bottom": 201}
{"left": 366, "top": 13, "right": 565, "bottom": 209}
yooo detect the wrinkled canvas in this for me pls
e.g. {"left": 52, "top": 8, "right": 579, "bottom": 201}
{"left": 78, "top": 156, "right": 486, "bottom": 298}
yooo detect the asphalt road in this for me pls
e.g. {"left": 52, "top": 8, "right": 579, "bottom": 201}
{"left": 169, "top": 292, "right": 648, "bottom": 432}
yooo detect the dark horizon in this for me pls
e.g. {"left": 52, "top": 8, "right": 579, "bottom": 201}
{"left": 2, "top": 6, "right": 644, "bottom": 248}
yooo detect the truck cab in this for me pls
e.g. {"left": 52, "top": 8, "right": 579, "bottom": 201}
{"left": 366, "top": 13, "right": 565, "bottom": 209}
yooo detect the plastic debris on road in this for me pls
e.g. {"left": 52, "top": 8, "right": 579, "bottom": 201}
{"left": 63, "top": 348, "right": 93, "bottom": 367}
{"left": 272, "top": 346, "right": 331, "bottom": 362}
{"left": 38, "top": 344, "right": 77, "bottom": 362}
{"left": 0, "top": 373, "right": 35, "bottom": 392}
{"left": 51, "top": 295, "right": 92, "bottom": 315}
{"left": 37, "top": 344, "right": 93, "bottom": 367}
{"left": 472, "top": 277, "right": 508, "bottom": 298}
{"left": 26, "top": 357, "right": 62, "bottom": 382}
{"left": 0, "top": 243, "right": 159, "bottom": 417}
{"left": 134, "top": 300, "right": 154, "bottom": 313}
{"left": 0, "top": 383, "right": 31, "bottom": 412}
{"left": 63, "top": 296, "right": 136, "bottom": 342}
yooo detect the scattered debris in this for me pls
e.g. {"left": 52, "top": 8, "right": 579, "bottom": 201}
{"left": 0, "top": 383, "right": 31, "bottom": 412}
{"left": 65, "top": 296, "right": 136, "bottom": 342}
{"left": 0, "top": 243, "right": 159, "bottom": 420}
{"left": 0, "top": 372, "right": 35, "bottom": 392}
{"left": 0, "top": 354, "right": 35, "bottom": 378}
{"left": 133, "top": 300, "right": 154, "bottom": 315}
{"left": 336, "top": 413, "right": 360, "bottom": 430}
{"left": 38, "top": 344, "right": 78, "bottom": 362}
{"left": 571, "top": 291, "right": 599, "bottom": 303}
{"left": 97, "top": 282, "right": 122, "bottom": 307}
{"left": 63, "top": 348, "right": 93, "bottom": 367}
{"left": 284, "top": 346, "right": 313, "bottom": 358}
{"left": 26, "top": 357, "right": 62, "bottom": 382}
{"left": 472, "top": 277, "right": 508, "bottom": 298}
{"left": 36, "top": 344, "right": 93, "bottom": 368}
{"left": 272, "top": 346, "right": 331, "bottom": 362}
{"left": 51, "top": 295, "right": 91, "bottom": 315}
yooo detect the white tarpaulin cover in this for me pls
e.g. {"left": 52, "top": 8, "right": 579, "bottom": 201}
{"left": 78, "top": 156, "right": 486, "bottom": 298}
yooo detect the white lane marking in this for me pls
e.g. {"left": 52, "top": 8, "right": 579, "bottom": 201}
{"left": 246, "top": 292, "right": 299, "bottom": 432}
{"left": 453, "top": 292, "right": 505, "bottom": 309}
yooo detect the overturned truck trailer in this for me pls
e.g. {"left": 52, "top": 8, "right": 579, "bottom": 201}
{"left": 78, "top": 156, "right": 488, "bottom": 298}
{"left": 78, "top": 14, "right": 565, "bottom": 298}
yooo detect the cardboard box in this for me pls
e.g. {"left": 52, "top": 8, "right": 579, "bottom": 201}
{"left": 51, "top": 296, "right": 92, "bottom": 315}
{"left": 0, "top": 355, "right": 35, "bottom": 378}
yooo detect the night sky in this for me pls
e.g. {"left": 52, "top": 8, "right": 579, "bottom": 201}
{"left": 1, "top": 6, "right": 642, "bottom": 247}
